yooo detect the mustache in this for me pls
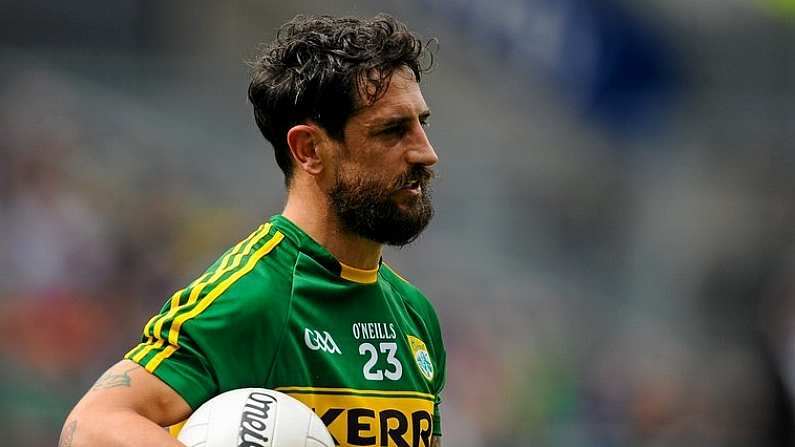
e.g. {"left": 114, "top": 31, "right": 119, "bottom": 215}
{"left": 393, "top": 165, "right": 435, "bottom": 190}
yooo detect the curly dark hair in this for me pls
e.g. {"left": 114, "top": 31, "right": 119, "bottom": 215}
{"left": 248, "top": 14, "right": 435, "bottom": 186}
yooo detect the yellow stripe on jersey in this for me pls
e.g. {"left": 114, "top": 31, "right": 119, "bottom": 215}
{"left": 274, "top": 386, "right": 435, "bottom": 401}
{"left": 125, "top": 224, "right": 270, "bottom": 363}
{"left": 126, "top": 286, "right": 197, "bottom": 360}
{"left": 144, "top": 231, "right": 285, "bottom": 372}
{"left": 153, "top": 223, "right": 271, "bottom": 339}
{"left": 124, "top": 313, "right": 162, "bottom": 360}
{"left": 168, "top": 420, "right": 187, "bottom": 438}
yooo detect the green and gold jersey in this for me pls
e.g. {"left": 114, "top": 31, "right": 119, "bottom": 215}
{"left": 124, "top": 215, "right": 446, "bottom": 447}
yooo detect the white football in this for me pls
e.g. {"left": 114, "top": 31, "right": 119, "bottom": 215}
{"left": 177, "top": 388, "right": 334, "bottom": 447}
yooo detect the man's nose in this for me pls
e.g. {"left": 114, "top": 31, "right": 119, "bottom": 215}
{"left": 407, "top": 126, "right": 439, "bottom": 167}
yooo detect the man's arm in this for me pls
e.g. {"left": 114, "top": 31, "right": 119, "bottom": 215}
{"left": 59, "top": 359, "right": 192, "bottom": 447}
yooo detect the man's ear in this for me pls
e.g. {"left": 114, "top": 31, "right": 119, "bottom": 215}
{"left": 287, "top": 124, "right": 324, "bottom": 176}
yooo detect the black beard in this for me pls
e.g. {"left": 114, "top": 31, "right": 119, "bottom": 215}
{"left": 329, "top": 165, "right": 434, "bottom": 247}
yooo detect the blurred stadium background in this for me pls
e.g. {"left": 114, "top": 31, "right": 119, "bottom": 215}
{"left": 2, "top": 0, "right": 795, "bottom": 445}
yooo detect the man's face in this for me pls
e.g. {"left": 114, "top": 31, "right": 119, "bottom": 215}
{"left": 328, "top": 69, "right": 439, "bottom": 247}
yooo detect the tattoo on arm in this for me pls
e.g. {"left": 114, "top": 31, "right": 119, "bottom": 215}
{"left": 432, "top": 435, "right": 441, "bottom": 447}
{"left": 59, "top": 420, "right": 77, "bottom": 447}
{"left": 91, "top": 366, "right": 138, "bottom": 391}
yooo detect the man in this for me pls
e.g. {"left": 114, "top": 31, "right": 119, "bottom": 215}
{"left": 60, "top": 14, "right": 445, "bottom": 447}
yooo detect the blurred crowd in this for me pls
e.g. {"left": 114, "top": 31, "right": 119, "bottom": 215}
{"left": 2, "top": 1, "right": 795, "bottom": 446}
{"left": 0, "top": 70, "right": 250, "bottom": 446}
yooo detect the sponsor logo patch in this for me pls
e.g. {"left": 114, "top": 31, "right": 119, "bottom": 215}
{"left": 286, "top": 391, "right": 434, "bottom": 447}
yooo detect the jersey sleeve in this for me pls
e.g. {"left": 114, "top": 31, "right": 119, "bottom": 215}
{"left": 416, "top": 286, "right": 446, "bottom": 437}
{"left": 385, "top": 265, "right": 448, "bottom": 437}
{"left": 430, "top": 311, "right": 446, "bottom": 437}
{"left": 395, "top": 274, "right": 447, "bottom": 437}
{"left": 124, "top": 229, "right": 289, "bottom": 409}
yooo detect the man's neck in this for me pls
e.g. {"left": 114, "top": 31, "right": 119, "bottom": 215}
{"left": 282, "top": 193, "right": 383, "bottom": 270}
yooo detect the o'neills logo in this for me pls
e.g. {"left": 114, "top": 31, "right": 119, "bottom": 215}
{"left": 238, "top": 391, "right": 277, "bottom": 447}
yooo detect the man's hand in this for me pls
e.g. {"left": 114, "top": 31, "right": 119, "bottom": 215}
{"left": 432, "top": 435, "right": 441, "bottom": 447}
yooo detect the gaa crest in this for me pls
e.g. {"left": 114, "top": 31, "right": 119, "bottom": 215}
{"left": 407, "top": 335, "right": 434, "bottom": 381}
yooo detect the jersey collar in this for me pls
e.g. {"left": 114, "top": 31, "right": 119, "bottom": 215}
{"left": 270, "top": 214, "right": 381, "bottom": 285}
{"left": 339, "top": 262, "right": 379, "bottom": 284}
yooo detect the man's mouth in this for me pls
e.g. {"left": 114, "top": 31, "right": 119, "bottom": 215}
{"left": 399, "top": 179, "right": 422, "bottom": 192}
{"left": 406, "top": 179, "right": 420, "bottom": 189}
{"left": 392, "top": 179, "right": 423, "bottom": 199}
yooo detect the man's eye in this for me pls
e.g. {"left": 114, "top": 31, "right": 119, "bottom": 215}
{"left": 383, "top": 125, "right": 407, "bottom": 136}
{"left": 420, "top": 120, "right": 430, "bottom": 129}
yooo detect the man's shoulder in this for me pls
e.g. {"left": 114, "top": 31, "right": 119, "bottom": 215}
{"left": 381, "top": 263, "right": 421, "bottom": 292}
{"left": 380, "top": 263, "right": 445, "bottom": 363}
{"left": 380, "top": 263, "right": 437, "bottom": 316}
{"left": 194, "top": 222, "right": 299, "bottom": 306}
